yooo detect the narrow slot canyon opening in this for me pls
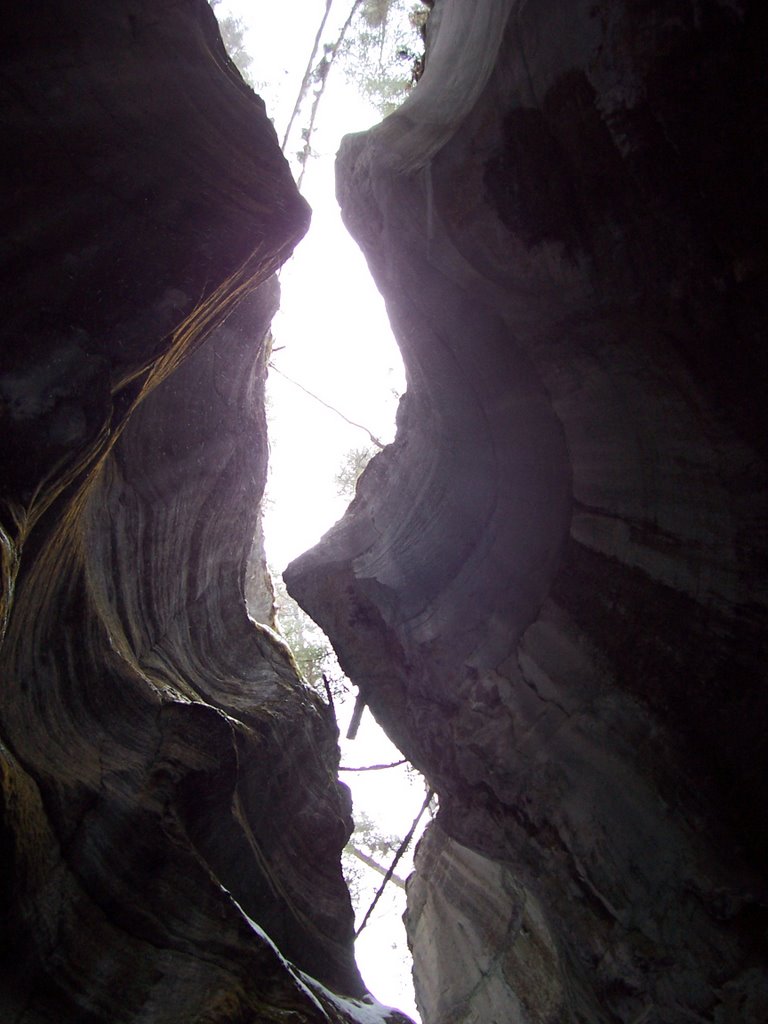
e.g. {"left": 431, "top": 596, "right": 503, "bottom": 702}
{"left": 212, "top": 1, "right": 429, "bottom": 1018}
{"left": 4, "top": 2, "right": 765, "bottom": 1022}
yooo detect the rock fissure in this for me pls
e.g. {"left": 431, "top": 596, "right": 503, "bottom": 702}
{"left": 2, "top": 0, "right": 767, "bottom": 1021}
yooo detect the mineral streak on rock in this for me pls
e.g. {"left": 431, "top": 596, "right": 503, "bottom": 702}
{"left": 287, "top": 1, "right": 768, "bottom": 1021}
{"left": 0, "top": 2, "right": 412, "bottom": 1022}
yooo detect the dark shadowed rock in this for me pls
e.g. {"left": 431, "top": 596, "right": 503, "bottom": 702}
{"left": 287, "top": 1, "right": 768, "bottom": 1021}
{"left": 0, "top": 2, "right": 412, "bottom": 1022}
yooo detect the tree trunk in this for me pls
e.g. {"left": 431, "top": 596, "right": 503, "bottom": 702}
{"left": 347, "top": 843, "right": 406, "bottom": 889}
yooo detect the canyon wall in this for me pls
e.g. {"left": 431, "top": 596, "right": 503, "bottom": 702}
{"left": 287, "top": 1, "right": 768, "bottom": 1022}
{"left": 0, "top": 3, "right": 409, "bottom": 1022}
{"left": 3, "top": 0, "right": 766, "bottom": 1021}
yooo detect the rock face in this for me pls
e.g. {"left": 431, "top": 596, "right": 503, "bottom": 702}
{"left": 0, "top": 3, "right": 410, "bottom": 1022}
{"left": 287, "top": 1, "right": 768, "bottom": 1022}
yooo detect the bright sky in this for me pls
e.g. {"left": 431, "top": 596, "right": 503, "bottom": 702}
{"left": 240, "top": 0, "right": 408, "bottom": 571}
{"left": 212, "top": 2, "right": 421, "bottom": 1018}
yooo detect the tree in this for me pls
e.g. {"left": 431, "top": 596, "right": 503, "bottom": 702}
{"left": 293, "top": 0, "right": 367, "bottom": 187}
{"left": 343, "top": 810, "right": 405, "bottom": 906}
{"left": 209, "top": 0, "right": 256, "bottom": 85}
{"left": 337, "top": 0, "right": 429, "bottom": 115}
{"left": 335, "top": 446, "right": 375, "bottom": 499}
{"left": 351, "top": 787, "right": 435, "bottom": 937}
{"left": 271, "top": 571, "right": 348, "bottom": 701}
{"left": 281, "top": 0, "right": 336, "bottom": 151}
{"left": 284, "top": 0, "right": 432, "bottom": 182}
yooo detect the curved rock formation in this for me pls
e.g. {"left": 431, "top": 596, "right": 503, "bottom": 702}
{"left": 287, "top": 1, "right": 768, "bottom": 1021}
{"left": 0, "top": 3, "right": 410, "bottom": 1022}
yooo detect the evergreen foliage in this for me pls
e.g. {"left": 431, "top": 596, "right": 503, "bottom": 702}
{"left": 209, "top": 0, "right": 256, "bottom": 84}
{"left": 343, "top": 810, "right": 403, "bottom": 903}
{"left": 335, "top": 446, "right": 375, "bottom": 499}
{"left": 338, "top": 0, "right": 428, "bottom": 115}
{"left": 271, "top": 571, "right": 348, "bottom": 700}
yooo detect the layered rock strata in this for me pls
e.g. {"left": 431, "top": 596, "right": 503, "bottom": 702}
{"left": 0, "top": 3, "right": 409, "bottom": 1021}
{"left": 287, "top": 1, "right": 768, "bottom": 1022}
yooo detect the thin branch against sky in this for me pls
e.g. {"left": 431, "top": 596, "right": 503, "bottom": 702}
{"left": 339, "top": 759, "right": 408, "bottom": 771}
{"left": 268, "top": 360, "right": 385, "bottom": 449}
{"left": 296, "top": 0, "right": 366, "bottom": 189}
{"left": 281, "top": 0, "right": 335, "bottom": 150}
{"left": 355, "top": 787, "right": 434, "bottom": 938}
{"left": 347, "top": 843, "right": 407, "bottom": 889}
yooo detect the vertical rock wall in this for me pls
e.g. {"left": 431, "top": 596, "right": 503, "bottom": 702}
{"left": 287, "top": 1, "right": 768, "bottom": 1022}
{"left": 0, "top": 3, "right": 411, "bottom": 1021}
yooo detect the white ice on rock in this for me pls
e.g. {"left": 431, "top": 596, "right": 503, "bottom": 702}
{"left": 228, "top": 893, "right": 407, "bottom": 1023}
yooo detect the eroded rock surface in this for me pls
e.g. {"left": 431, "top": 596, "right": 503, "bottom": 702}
{"left": 0, "top": 3, "right": 410, "bottom": 1022}
{"left": 287, "top": 1, "right": 768, "bottom": 1021}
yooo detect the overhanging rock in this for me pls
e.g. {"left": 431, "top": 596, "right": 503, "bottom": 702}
{"left": 287, "top": 1, "right": 768, "bottom": 1021}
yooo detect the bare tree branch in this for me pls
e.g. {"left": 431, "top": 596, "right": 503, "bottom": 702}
{"left": 355, "top": 787, "right": 434, "bottom": 938}
{"left": 346, "top": 692, "right": 366, "bottom": 739}
{"left": 322, "top": 672, "right": 335, "bottom": 712}
{"left": 339, "top": 758, "right": 408, "bottom": 772}
{"left": 281, "top": 0, "right": 335, "bottom": 152}
{"left": 347, "top": 843, "right": 406, "bottom": 889}
{"left": 296, "top": 0, "right": 365, "bottom": 189}
{"left": 268, "top": 361, "right": 385, "bottom": 449}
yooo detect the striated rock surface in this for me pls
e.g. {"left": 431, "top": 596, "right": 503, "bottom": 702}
{"left": 287, "top": 1, "right": 768, "bottom": 1022}
{"left": 0, "top": 3, "right": 410, "bottom": 1022}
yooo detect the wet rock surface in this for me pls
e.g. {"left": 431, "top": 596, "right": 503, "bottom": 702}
{"left": 287, "top": 1, "right": 768, "bottom": 1021}
{"left": 0, "top": 3, "right": 411, "bottom": 1022}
